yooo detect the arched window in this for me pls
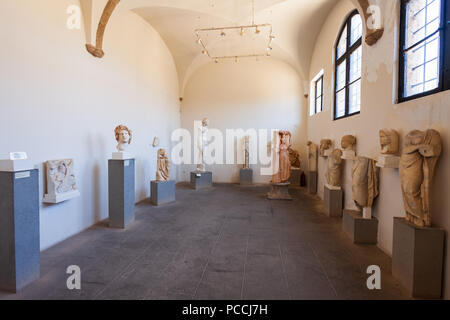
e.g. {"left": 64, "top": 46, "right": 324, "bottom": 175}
{"left": 334, "top": 10, "right": 362, "bottom": 120}
{"left": 399, "top": 0, "right": 449, "bottom": 102}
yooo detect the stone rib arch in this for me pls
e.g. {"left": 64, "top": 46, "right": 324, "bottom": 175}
{"left": 86, "top": 0, "right": 121, "bottom": 58}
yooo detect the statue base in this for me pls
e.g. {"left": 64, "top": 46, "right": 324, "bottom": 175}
{"left": 108, "top": 159, "right": 135, "bottom": 229}
{"left": 289, "top": 168, "right": 302, "bottom": 186}
{"left": 342, "top": 150, "right": 356, "bottom": 160}
{"left": 324, "top": 185, "right": 343, "bottom": 217}
{"left": 376, "top": 154, "right": 400, "bottom": 168}
{"left": 392, "top": 217, "right": 445, "bottom": 299}
{"left": 0, "top": 170, "right": 40, "bottom": 292}
{"left": 0, "top": 159, "right": 33, "bottom": 172}
{"left": 267, "top": 182, "right": 293, "bottom": 200}
{"left": 307, "top": 171, "right": 317, "bottom": 194}
{"left": 151, "top": 180, "right": 176, "bottom": 206}
{"left": 43, "top": 190, "right": 80, "bottom": 204}
{"left": 190, "top": 171, "right": 212, "bottom": 190}
{"left": 239, "top": 168, "right": 253, "bottom": 185}
{"left": 323, "top": 149, "right": 333, "bottom": 157}
{"left": 343, "top": 210, "right": 378, "bottom": 244}
{"left": 112, "top": 152, "right": 133, "bottom": 160}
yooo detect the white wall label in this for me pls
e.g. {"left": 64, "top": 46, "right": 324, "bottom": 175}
{"left": 10, "top": 152, "right": 27, "bottom": 160}
{"left": 15, "top": 171, "right": 30, "bottom": 179}
{"left": 124, "top": 160, "right": 130, "bottom": 167}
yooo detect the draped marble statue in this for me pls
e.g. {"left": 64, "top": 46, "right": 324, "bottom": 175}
{"left": 197, "top": 118, "right": 209, "bottom": 172}
{"left": 399, "top": 129, "right": 442, "bottom": 227}
{"left": 114, "top": 124, "right": 132, "bottom": 152}
{"left": 272, "top": 131, "right": 292, "bottom": 184}
{"left": 352, "top": 156, "right": 379, "bottom": 218}
{"left": 156, "top": 149, "right": 170, "bottom": 182}
{"left": 326, "top": 149, "right": 343, "bottom": 189}
{"left": 307, "top": 141, "right": 318, "bottom": 172}
{"left": 320, "top": 139, "right": 333, "bottom": 157}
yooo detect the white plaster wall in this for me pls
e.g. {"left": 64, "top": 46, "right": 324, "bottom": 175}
{"left": 308, "top": 0, "right": 450, "bottom": 298}
{"left": 180, "top": 59, "right": 307, "bottom": 184}
{"left": 0, "top": 0, "right": 180, "bottom": 250}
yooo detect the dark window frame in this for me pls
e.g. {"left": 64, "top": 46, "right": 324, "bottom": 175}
{"left": 314, "top": 75, "right": 324, "bottom": 114}
{"left": 334, "top": 10, "right": 362, "bottom": 120}
{"left": 398, "top": 0, "right": 450, "bottom": 103}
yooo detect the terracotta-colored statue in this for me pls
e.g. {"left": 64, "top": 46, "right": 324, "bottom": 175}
{"left": 288, "top": 148, "right": 301, "bottom": 168}
{"left": 272, "top": 131, "right": 292, "bottom": 184}
{"left": 320, "top": 139, "right": 333, "bottom": 157}
{"left": 352, "top": 156, "right": 379, "bottom": 210}
{"left": 341, "top": 135, "right": 357, "bottom": 151}
{"left": 326, "top": 149, "right": 343, "bottom": 188}
{"left": 400, "top": 129, "right": 442, "bottom": 227}
{"left": 307, "top": 141, "right": 318, "bottom": 172}
{"left": 380, "top": 129, "right": 399, "bottom": 155}
{"left": 156, "top": 149, "right": 170, "bottom": 182}
{"left": 114, "top": 125, "right": 132, "bottom": 152}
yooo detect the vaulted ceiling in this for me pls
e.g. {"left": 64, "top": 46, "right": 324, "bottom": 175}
{"left": 88, "top": 0, "right": 353, "bottom": 94}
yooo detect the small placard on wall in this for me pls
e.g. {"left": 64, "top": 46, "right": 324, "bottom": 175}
{"left": 15, "top": 171, "right": 30, "bottom": 179}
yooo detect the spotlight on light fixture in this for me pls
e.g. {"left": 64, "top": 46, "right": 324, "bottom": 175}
{"left": 240, "top": 27, "right": 245, "bottom": 36}
{"left": 202, "top": 49, "right": 207, "bottom": 55}
{"left": 220, "top": 30, "right": 226, "bottom": 37}
{"left": 215, "top": 58, "right": 219, "bottom": 63}
{"left": 255, "top": 27, "right": 260, "bottom": 34}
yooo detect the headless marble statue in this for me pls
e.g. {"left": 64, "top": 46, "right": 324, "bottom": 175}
{"left": 352, "top": 156, "right": 379, "bottom": 218}
{"left": 325, "top": 149, "right": 343, "bottom": 189}
{"left": 156, "top": 149, "right": 170, "bottom": 182}
{"left": 399, "top": 129, "right": 442, "bottom": 227}
{"left": 197, "top": 118, "right": 209, "bottom": 172}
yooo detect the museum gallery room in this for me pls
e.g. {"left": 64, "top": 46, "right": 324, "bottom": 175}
{"left": 0, "top": 0, "right": 449, "bottom": 302}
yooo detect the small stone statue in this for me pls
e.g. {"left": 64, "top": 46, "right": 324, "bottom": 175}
{"left": 352, "top": 156, "right": 379, "bottom": 216}
{"left": 243, "top": 135, "right": 250, "bottom": 169}
{"left": 320, "top": 139, "right": 333, "bottom": 157}
{"left": 156, "top": 149, "right": 170, "bottom": 182}
{"left": 307, "top": 141, "right": 318, "bottom": 172}
{"left": 272, "top": 131, "right": 292, "bottom": 184}
{"left": 400, "top": 129, "right": 442, "bottom": 227}
{"left": 379, "top": 129, "right": 399, "bottom": 155}
{"left": 288, "top": 148, "right": 301, "bottom": 168}
{"left": 326, "top": 149, "right": 343, "bottom": 189}
{"left": 114, "top": 125, "right": 132, "bottom": 152}
{"left": 197, "top": 118, "right": 209, "bottom": 172}
{"left": 43, "top": 159, "right": 80, "bottom": 203}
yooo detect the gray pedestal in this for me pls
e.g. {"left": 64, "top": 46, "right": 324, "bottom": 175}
{"left": 240, "top": 168, "right": 253, "bottom": 185}
{"left": 108, "top": 159, "right": 135, "bottom": 229}
{"left": 392, "top": 217, "right": 445, "bottom": 299}
{"left": 267, "top": 183, "right": 293, "bottom": 200}
{"left": 343, "top": 210, "right": 378, "bottom": 244}
{"left": 0, "top": 170, "right": 40, "bottom": 293}
{"left": 151, "top": 180, "right": 176, "bottom": 206}
{"left": 324, "top": 185, "right": 343, "bottom": 217}
{"left": 289, "top": 168, "right": 301, "bottom": 186}
{"left": 307, "top": 171, "right": 317, "bottom": 194}
{"left": 190, "top": 171, "right": 212, "bottom": 190}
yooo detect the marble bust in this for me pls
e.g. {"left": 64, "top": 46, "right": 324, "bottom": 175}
{"left": 197, "top": 118, "right": 209, "bottom": 172}
{"left": 272, "top": 131, "right": 292, "bottom": 184}
{"left": 325, "top": 149, "right": 343, "bottom": 189}
{"left": 307, "top": 141, "right": 318, "bottom": 172}
{"left": 114, "top": 124, "right": 132, "bottom": 152}
{"left": 341, "top": 135, "right": 357, "bottom": 159}
{"left": 399, "top": 129, "right": 442, "bottom": 227}
{"left": 156, "top": 148, "right": 170, "bottom": 182}
{"left": 320, "top": 139, "right": 333, "bottom": 157}
{"left": 43, "top": 159, "right": 80, "bottom": 203}
{"left": 352, "top": 156, "right": 379, "bottom": 219}
{"left": 377, "top": 129, "right": 400, "bottom": 168}
{"left": 379, "top": 129, "right": 399, "bottom": 155}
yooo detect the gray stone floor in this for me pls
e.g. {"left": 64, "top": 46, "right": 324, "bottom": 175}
{"left": 0, "top": 183, "right": 411, "bottom": 300}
